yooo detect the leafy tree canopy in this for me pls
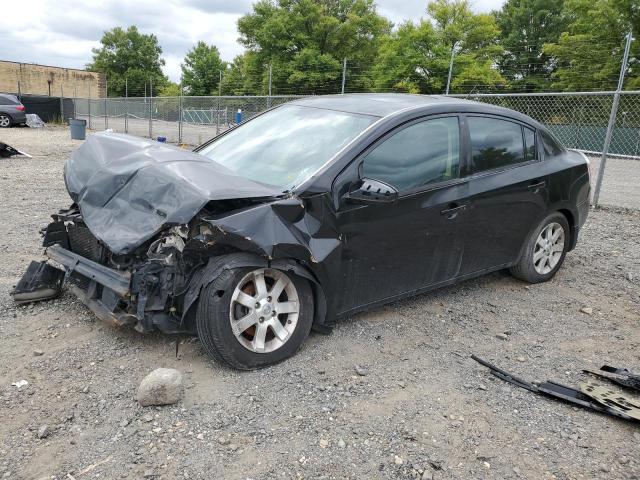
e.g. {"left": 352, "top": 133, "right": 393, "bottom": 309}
{"left": 181, "top": 42, "right": 227, "bottom": 95}
{"left": 87, "top": 26, "right": 167, "bottom": 97}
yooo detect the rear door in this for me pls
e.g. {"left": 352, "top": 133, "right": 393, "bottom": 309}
{"left": 333, "top": 115, "right": 470, "bottom": 313}
{"left": 458, "top": 115, "right": 548, "bottom": 275}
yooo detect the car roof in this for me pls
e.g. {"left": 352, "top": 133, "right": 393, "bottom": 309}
{"left": 289, "top": 93, "right": 480, "bottom": 117}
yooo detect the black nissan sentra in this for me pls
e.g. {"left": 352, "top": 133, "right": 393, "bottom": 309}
{"left": 14, "top": 94, "right": 591, "bottom": 369}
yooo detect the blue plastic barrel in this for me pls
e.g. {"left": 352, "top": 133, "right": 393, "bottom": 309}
{"left": 69, "top": 119, "right": 86, "bottom": 140}
{"left": 157, "top": 136, "right": 167, "bottom": 143}
{"left": 235, "top": 109, "right": 242, "bottom": 124}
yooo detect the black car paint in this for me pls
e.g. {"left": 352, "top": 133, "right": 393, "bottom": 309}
{"left": 26, "top": 95, "right": 589, "bottom": 335}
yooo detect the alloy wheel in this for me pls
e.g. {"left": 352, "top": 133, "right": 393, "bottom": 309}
{"left": 533, "top": 222, "right": 565, "bottom": 275}
{"left": 0, "top": 115, "right": 10, "bottom": 128}
{"left": 229, "top": 268, "right": 300, "bottom": 354}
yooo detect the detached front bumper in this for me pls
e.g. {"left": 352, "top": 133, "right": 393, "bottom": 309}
{"left": 44, "top": 244, "right": 137, "bottom": 328}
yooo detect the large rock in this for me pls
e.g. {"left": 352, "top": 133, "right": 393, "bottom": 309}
{"left": 137, "top": 368, "right": 183, "bottom": 407}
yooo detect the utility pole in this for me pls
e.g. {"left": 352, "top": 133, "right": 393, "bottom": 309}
{"left": 341, "top": 58, "right": 347, "bottom": 94}
{"left": 445, "top": 42, "right": 459, "bottom": 95}
{"left": 593, "top": 30, "right": 633, "bottom": 206}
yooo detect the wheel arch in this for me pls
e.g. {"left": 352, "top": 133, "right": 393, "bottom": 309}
{"left": 181, "top": 253, "right": 329, "bottom": 334}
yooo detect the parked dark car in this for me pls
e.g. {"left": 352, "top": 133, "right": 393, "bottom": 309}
{"left": 14, "top": 94, "right": 591, "bottom": 369}
{"left": 0, "top": 93, "right": 27, "bottom": 127}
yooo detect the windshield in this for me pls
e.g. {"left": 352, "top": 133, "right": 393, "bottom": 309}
{"left": 198, "top": 105, "right": 378, "bottom": 190}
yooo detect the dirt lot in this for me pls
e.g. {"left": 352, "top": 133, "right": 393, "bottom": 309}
{"left": 0, "top": 127, "right": 639, "bottom": 480}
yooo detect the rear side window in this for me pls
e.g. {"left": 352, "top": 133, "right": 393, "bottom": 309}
{"left": 468, "top": 117, "right": 527, "bottom": 173}
{"left": 362, "top": 117, "right": 460, "bottom": 192}
{"left": 524, "top": 127, "right": 537, "bottom": 160}
{"left": 0, "top": 95, "right": 19, "bottom": 105}
{"left": 541, "top": 131, "right": 564, "bottom": 157}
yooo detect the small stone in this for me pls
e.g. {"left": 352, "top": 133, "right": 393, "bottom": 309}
{"left": 496, "top": 333, "right": 509, "bottom": 341}
{"left": 37, "top": 425, "right": 50, "bottom": 439}
{"left": 355, "top": 365, "right": 368, "bottom": 376}
{"left": 120, "top": 419, "right": 130, "bottom": 427}
{"left": 394, "top": 455, "right": 403, "bottom": 465}
{"left": 483, "top": 461, "right": 491, "bottom": 469}
{"left": 516, "top": 356, "right": 526, "bottom": 362}
{"left": 319, "top": 439, "right": 329, "bottom": 448}
{"left": 421, "top": 471, "right": 433, "bottom": 480}
{"left": 580, "top": 307, "right": 593, "bottom": 315}
{"left": 137, "top": 368, "right": 183, "bottom": 407}
{"left": 337, "top": 438, "right": 346, "bottom": 448}
{"left": 82, "top": 386, "right": 89, "bottom": 394}
{"left": 143, "top": 413, "right": 154, "bottom": 423}
{"left": 196, "top": 433, "right": 204, "bottom": 440}
{"left": 478, "top": 384, "right": 487, "bottom": 391}
{"left": 217, "top": 436, "right": 230, "bottom": 445}
{"left": 143, "top": 469, "right": 156, "bottom": 478}
{"left": 619, "top": 457, "right": 629, "bottom": 465}
{"left": 599, "top": 465, "right": 610, "bottom": 473}
{"left": 32, "top": 349, "right": 44, "bottom": 356}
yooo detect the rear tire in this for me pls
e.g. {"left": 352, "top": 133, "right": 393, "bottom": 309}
{"left": 510, "top": 212, "right": 570, "bottom": 283}
{"left": 0, "top": 114, "right": 12, "bottom": 128}
{"left": 196, "top": 267, "right": 314, "bottom": 370}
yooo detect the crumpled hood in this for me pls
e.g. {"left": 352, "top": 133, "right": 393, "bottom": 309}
{"left": 64, "top": 132, "right": 281, "bottom": 254}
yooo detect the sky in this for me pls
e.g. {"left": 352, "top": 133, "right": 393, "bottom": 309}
{"left": 0, "top": 0, "right": 505, "bottom": 83}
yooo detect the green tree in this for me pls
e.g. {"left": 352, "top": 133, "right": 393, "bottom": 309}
{"left": 235, "top": 0, "right": 391, "bottom": 94}
{"left": 158, "top": 82, "right": 182, "bottom": 97}
{"left": 181, "top": 42, "right": 226, "bottom": 95}
{"left": 494, "top": 0, "right": 567, "bottom": 91}
{"left": 373, "top": 0, "right": 505, "bottom": 94}
{"left": 544, "top": 0, "right": 639, "bottom": 91}
{"left": 87, "top": 26, "right": 167, "bottom": 97}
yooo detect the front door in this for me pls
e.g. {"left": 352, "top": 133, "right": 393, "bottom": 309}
{"left": 333, "top": 116, "right": 470, "bottom": 314}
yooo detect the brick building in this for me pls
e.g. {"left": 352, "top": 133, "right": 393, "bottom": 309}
{"left": 0, "top": 60, "right": 105, "bottom": 98}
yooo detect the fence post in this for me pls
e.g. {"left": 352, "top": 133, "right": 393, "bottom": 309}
{"left": 268, "top": 64, "right": 272, "bottom": 108}
{"left": 148, "top": 77, "right": 153, "bottom": 139}
{"left": 125, "top": 77, "right": 129, "bottom": 134}
{"left": 88, "top": 83, "right": 92, "bottom": 130}
{"left": 341, "top": 58, "right": 347, "bottom": 94}
{"left": 60, "top": 85, "right": 64, "bottom": 123}
{"left": 73, "top": 80, "right": 77, "bottom": 119}
{"left": 104, "top": 76, "right": 108, "bottom": 130}
{"left": 178, "top": 82, "right": 183, "bottom": 144}
{"left": 216, "top": 70, "right": 222, "bottom": 135}
{"left": 593, "top": 31, "right": 633, "bottom": 206}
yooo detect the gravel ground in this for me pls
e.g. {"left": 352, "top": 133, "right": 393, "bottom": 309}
{"left": 0, "top": 127, "right": 639, "bottom": 480}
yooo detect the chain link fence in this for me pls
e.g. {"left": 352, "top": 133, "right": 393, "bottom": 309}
{"left": 69, "top": 91, "right": 639, "bottom": 210}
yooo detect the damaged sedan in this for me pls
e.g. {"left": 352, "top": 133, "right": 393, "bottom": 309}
{"left": 13, "top": 94, "right": 591, "bottom": 369}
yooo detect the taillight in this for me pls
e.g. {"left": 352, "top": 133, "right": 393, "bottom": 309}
{"left": 15, "top": 105, "right": 25, "bottom": 111}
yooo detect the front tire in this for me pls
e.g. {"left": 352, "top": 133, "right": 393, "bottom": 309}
{"left": 510, "top": 212, "right": 569, "bottom": 283}
{"left": 196, "top": 267, "right": 314, "bottom": 370}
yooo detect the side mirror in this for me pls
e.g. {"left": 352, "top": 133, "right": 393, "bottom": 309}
{"left": 345, "top": 178, "right": 398, "bottom": 204}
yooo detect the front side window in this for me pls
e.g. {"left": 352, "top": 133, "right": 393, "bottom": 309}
{"left": 362, "top": 117, "right": 460, "bottom": 192}
{"left": 468, "top": 117, "right": 527, "bottom": 173}
{"left": 198, "top": 105, "right": 377, "bottom": 190}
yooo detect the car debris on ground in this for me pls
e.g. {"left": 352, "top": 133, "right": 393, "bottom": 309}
{"left": 0, "top": 141, "right": 31, "bottom": 158}
{"left": 472, "top": 355, "right": 640, "bottom": 423}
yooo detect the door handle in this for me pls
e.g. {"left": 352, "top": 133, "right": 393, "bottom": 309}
{"left": 440, "top": 203, "right": 467, "bottom": 219}
{"left": 528, "top": 180, "right": 546, "bottom": 190}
